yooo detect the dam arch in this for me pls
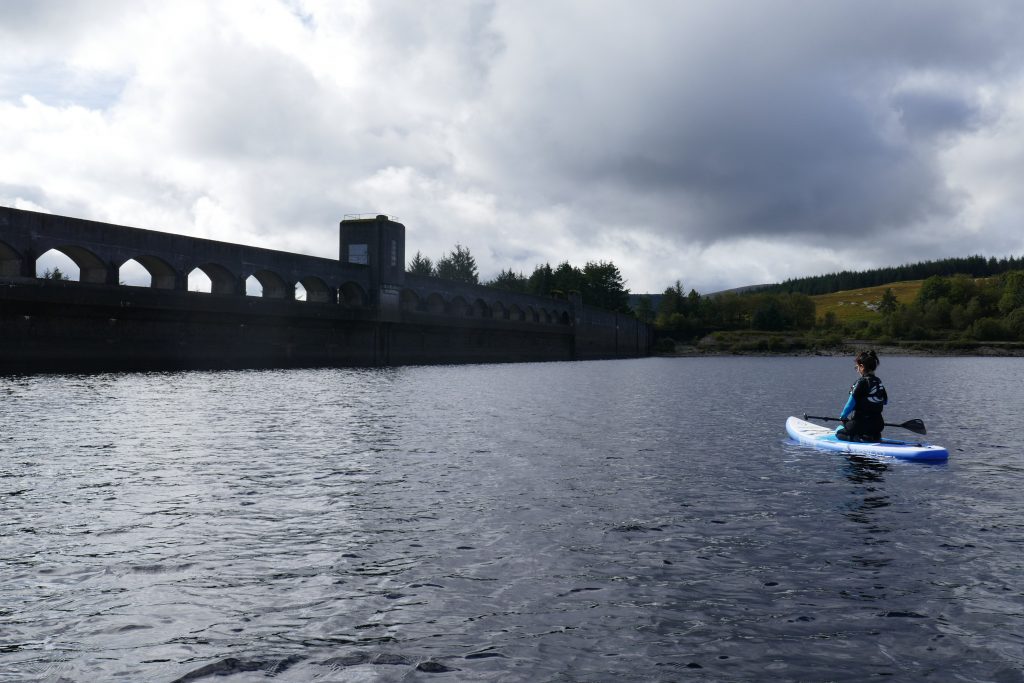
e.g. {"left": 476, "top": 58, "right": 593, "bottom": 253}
{"left": 0, "top": 206, "right": 652, "bottom": 371}
{"left": 300, "top": 277, "right": 333, "bottom": 303}
{"left": 248, "top": 269, "right": 291, "bottom": 299}
{"left": 129, "top": 255, "right": 179, "bottom": 289}
{"left": 340, "top": 281, "right": 367, "bottom": 307}
{"left": 36, "top": 248, "right": 81, "bottom": 281}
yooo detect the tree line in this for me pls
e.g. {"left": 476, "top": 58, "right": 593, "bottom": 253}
{"left": 412, "top": 243, "right": 1024, "bottom": 344}
{"left": 856, "top": 272, "right": 1024, "bottom": 342}
{"left": 649, "top": 269, "right": 1024, "bottom": 346}
{"left": 758, "top": 255, "right": 1024, "bottom": 296}
{"left": 408, "top": 245, "right": 632, "bottom": 314}
{"left": 641, "top": 281, "right": 816, "bottom": 339}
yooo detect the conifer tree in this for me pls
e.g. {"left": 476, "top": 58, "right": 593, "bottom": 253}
{"left": 407, "top": 251, "right": 434, "bottom": 276}
{"left": 435, "top": 244, "right": 479, "bottom": 284}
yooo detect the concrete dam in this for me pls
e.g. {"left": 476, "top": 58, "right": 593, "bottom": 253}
{"left": 0, "top": 206, "right": 652, "bottom": 373}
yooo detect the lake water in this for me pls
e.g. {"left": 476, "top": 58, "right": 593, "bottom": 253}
{"left": 1, "top": 356, "right": 1022, "bottom": 682}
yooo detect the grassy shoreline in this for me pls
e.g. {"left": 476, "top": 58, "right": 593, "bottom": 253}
{"left": 658, "top": 337, "right": 1024, "bottom": 358}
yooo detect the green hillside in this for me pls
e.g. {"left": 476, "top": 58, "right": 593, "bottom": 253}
{"left": 652, "top": 267, "right": 1024, "bottom": 355}
{"left": 811, "top": 280, "right": 923, "bottom": 324}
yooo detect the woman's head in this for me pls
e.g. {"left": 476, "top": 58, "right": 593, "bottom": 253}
{"left": 855, "top": 349, "right": 880, "bottom": 373}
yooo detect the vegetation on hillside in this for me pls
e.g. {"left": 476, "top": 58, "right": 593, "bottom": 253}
{"left": 758, "top": 255, "right": 1024, "bottom": 296}
{"left": 651, "top": 281, "right": 817, "bottom": 346}
{"left": 412, "top": 244, "right": 1024, "bottom": 351}
{"left": 810, "top": 281, "right": 923, "bottom": 325}
{"left": 870, "top": 272, "right": 1024, "bottom": 342}
{"left": 651, "top": 268, "right": 1024, "bottom": 353}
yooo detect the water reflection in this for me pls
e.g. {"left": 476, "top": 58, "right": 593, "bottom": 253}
{"left": 844, "top": 458, "right": 889, "bottom": 523}
{"left": 2, "top": 358, "right": 1023, "bottom": 682}
{"left": 845, "top": 455, "right": 889, "bottom": 484}
{"left": 841, "top": 456, "right": 894, "bottom": 576}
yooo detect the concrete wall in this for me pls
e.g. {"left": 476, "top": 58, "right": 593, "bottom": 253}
{"left": 0, "top": 205, "right": 369, "bottom": 299}
{"left": 574, "top": 304, "right": 652, "bottom": 360}
{"left": 0, "top": 206, "right": 650, "bottom": 373}
{"left": 401, "top": 273, "right": 574, "bottom": 325}
{"left": 0, "top": 277, "right": 579, "bottom": 372}
{"left": 0, "top": 279, "right": 379, "bottom": 372}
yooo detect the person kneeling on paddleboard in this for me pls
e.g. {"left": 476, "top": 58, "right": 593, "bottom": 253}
{"left": 836, "top": 349, "right": 888, "bottom": 442}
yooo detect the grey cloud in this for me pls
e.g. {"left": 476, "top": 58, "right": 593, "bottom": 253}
{"left": 891, "top": 89, "right": 986, "bottom": 141}
{"left": 5, "top": 0, "right": 1024, "bottom": 293}
{"left": 0, "top": 0, "right": 119, "bottom": 33}
{"left": 0, "top": 182, "right": 47, "bottom": 206}
{"left": 0, "top": 0, "right": 132, "bottom": 67}
{"left": 164, "top": 46, "right": 330, "bottom": 159}
{"left": 461, "top": 1, "right": 1023, "bottom": 252}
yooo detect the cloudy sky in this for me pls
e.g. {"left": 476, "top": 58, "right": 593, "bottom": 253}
{"left": 3, "top": 0, "right": 1024, "bottom": 294}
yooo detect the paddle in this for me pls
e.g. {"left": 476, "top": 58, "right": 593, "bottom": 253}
{"left": 803, "top": 413, "right": 927, "bottom": 435}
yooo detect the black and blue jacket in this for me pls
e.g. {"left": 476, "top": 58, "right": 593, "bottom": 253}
{"left": 840, "top": 374, "right": 887, "bottom": 420}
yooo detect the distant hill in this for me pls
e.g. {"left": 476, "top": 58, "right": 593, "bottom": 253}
{"left": 628, "top": 284, "right": 769, "bottom": 310}
{"left": 629, "top": 253, "right": 1023, "bottom": 316}
{"left": 810, "top": 280, "right": 925, "bottom": 324}
{"left": 704, "top": 284, "right": 773, "bottom": 297}
{"left": 756, "top": 254, "right": 1024, "bottom": 296}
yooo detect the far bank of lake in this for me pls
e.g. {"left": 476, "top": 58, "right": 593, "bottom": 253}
{"left": 662, "top": 335, "right": 1024, "bottom": 358}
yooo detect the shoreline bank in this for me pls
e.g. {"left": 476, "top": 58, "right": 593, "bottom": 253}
{"left": 660, "top": 342, "right": 1024, "bottom": 358}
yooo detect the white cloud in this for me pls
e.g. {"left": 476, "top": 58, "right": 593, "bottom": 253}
{"left": 3, "top": 0, "right": 1024, "bottom": 294}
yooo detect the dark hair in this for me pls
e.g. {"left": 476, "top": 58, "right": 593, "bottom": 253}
{"left": 856, "top": 349, "right": 880, "bottom": 372}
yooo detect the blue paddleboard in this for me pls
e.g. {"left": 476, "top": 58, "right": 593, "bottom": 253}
{"left": 786, "top": 416, "right": 949, "bottom": 462}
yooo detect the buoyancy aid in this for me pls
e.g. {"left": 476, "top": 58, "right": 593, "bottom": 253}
{"left": 851, "top": 374, "right": 887, "bottom": 416}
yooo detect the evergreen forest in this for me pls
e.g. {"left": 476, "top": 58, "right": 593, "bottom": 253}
{"left": 409, "top": 246, "right": 632, "bottom": 314}
{"left": 757, "top": 255, "right": 1024, "bottom": 296}
{"left": 415, "top": 247, "right": 1024, "bottom": 352}
{"left": 648, "top": 256, "right": 1024, "bottom": 353}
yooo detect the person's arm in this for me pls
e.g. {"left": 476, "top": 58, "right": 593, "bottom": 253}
{"left": 840, "top": 378, "right": 866, "bottom": 420}
{"left": 839, "top": 393, "right": 855, "bottom": 420}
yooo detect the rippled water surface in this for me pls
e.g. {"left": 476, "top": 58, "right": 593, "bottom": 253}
{"left": 2, "top": 357, "right": 1023, "bottom": 682}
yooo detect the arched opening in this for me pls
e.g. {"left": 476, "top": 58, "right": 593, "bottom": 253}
{"left": 36, "top": 248, "right": 81, "bottom": 281}
{"left": 188, "top": 264, "right": 236, "bottom": 295}
{"left": 509, "top": 304, "right": 525, "bottom": 322}
{"left": 245, "top": 275, "right": 262, "bottom": 297}
{"left": 132, "top": 254, "right": 178, "bottom": 289}
{"left": 450, "top": 296, "right": 471, "bottom": 317}
{"left": 528, "top": 306, "right": 540, "bottom": 323}
{"left": 559, "top": 311, "right": 572, "bottom": 325}
{"left": 61, "top": 245, "right": 108, "bottom": 283}
{"left": 118, "top": 259, "right": 151, "bottom": 287}
{"left": 426, "top": 293, "right": 446, "bottom": 314}
{"left": 299, "top": 277, "right": 332, "bottom": 303}
{"left": 295, "top": 282, "right": 307, "bottom": 302}
{"left": 492, "top": 301, "right": 508, "bottom": 320}
{"left": 188, "top": 268, "right": 212, "bottom": 293}
{"left": 250, "top": 269, "right": 290, "bottom": 299}
{"left": 340, "top": 282, "right": 367, "bottom": 307}
{"left": 400, "top": 289, "right": 420, "bottom": 312}
{"left": 67, "top": 245, "right": 107, "bottom": 282}
{"left": 473, "top": 298, "right": 490, "bottom": 318}
{"left": 0, "top": 240, "right": 22, "bottom": 277}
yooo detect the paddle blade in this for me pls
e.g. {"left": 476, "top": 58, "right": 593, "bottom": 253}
{"left": 898, "top": 419, "right": 927, "bottom": 435}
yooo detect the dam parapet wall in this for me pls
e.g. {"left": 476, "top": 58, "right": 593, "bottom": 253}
{"left": 0, "top": 207, "right": 651, "bottom": 372}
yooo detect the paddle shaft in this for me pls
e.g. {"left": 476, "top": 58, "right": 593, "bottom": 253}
{"left": 803, "top": 414, "right": 927, "bottom": 435}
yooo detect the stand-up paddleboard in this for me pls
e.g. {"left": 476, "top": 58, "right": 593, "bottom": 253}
{"left": 786, "top": 416, "right": 949, "bottom": 461}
